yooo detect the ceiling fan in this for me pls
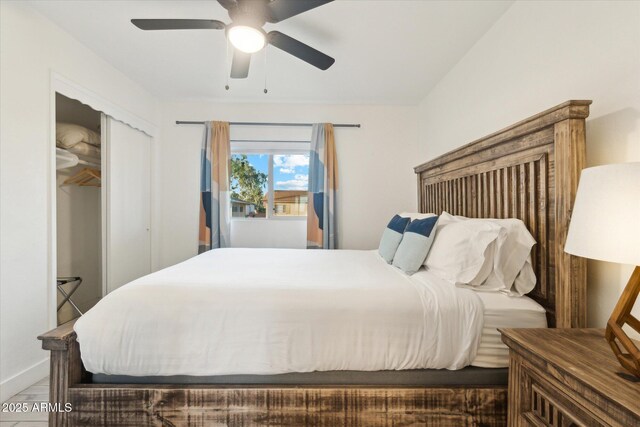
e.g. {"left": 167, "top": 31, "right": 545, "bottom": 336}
{"left": 131, "top": 0, "right": 335, "bottom": 79}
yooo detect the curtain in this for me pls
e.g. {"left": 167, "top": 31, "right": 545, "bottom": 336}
{"left": 307, "top": 123, "right": 338, "bottom": 249}
{"left": 198, "top": 121, "right": 231, "bottom": 253}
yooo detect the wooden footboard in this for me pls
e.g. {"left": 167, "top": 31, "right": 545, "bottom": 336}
{"left": 39, "top": 322, "right": 507, "bottom": 426}
{"left": 38, "top": 320, "right": 84, "bottom": 426}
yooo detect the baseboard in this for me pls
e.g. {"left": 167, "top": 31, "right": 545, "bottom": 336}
{"left": 0, "top": 357, "right": 49, "bottom": 402}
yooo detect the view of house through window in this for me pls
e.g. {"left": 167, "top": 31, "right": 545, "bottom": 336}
{"left": 230, "top": 153, "right": 309, "bottom": 218}
{"left": 271, "top": 154, "right": 309, "bottom": 217}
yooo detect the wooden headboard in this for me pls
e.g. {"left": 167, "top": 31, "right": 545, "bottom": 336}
{"left": 415, "top": 100, "right": 591, "bottom": 328}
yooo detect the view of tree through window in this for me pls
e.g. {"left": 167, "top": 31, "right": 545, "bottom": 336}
{"left": 230, "top": 153, "right": 309, "bottom": 218}
{"left": 230, "top": 154, "right": 268, "bottom": 217}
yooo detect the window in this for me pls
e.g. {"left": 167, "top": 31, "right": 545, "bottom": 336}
{"left": 230, "top": 153, "right": 309, "bottom": 219}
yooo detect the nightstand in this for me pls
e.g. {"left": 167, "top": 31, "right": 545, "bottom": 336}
{"left": 500, "top": 328, "right": 640, "bottom": 426}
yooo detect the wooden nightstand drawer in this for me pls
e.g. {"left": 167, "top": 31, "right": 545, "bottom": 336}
{"left": 501, "top": 328, "right": 640, "bottom": 427}
{"left": 516, "top": 360, "right": 607, "bottom": 426}
{"left": 527, "top": 383, "right": 582, "bottom": 426}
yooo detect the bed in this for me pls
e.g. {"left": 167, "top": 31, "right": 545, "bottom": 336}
{"left": 39, "top": 100, "right": 590, "bottom": 426}
{"left": 73, "top": 248, "right": 546, "bottom": 378}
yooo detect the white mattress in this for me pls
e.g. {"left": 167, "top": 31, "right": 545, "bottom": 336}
{"left": 472, "top": 291, "right": 547, "bottom": 367}
{"left": 75, "top": 249, "right": 485, "bottom": 376}
{"left": 393, "top": 269, "right": 547, "bottom": 368}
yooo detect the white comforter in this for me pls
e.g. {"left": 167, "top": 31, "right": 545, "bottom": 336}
{"left": 75, "top": 249, "right": 484, "bottom": 376}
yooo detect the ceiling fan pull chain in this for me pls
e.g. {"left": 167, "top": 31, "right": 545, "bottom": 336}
{"left": 225, "top": 38, "right": 230, "bottom": 91}
{"left": 263, "top": 46, "right": 268, "bottom": 94}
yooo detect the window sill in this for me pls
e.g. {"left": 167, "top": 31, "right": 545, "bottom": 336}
{"left": 231, "top": 217, "right": 307, "bottom": 222}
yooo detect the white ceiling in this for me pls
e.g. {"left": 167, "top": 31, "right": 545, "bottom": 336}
{"left": 28, "top": 0, "right": 512, "bottom": 104}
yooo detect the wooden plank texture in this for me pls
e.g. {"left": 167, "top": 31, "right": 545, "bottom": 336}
{"left": 501, "top": 328, "right": 640, "bottom": 427}
{"left": 415, "top": 100, "right": 590, "bottom": 328}
{"left": 66, "top": 386, "right": 507, "bottom": 426}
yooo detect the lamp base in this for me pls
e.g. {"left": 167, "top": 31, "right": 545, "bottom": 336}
{"left": 605, "top": 266, "right": 640, "bottom": 378}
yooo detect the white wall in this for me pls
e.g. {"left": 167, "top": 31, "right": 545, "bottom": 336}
{"left": 417, "top": 1, "right": 640, "bottom": 333}
{"left": 231, "top": 220, "right": 307, "bottom": 249}
{"left": 160, "top": 101, "right": 418, "bottom": 267}
{"left": 0, "top": 2, "right": 159, "bottom": 401}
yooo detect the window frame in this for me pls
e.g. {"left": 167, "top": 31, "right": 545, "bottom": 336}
{"left": 230, "top": 147, "right": 310, "bottom": 222}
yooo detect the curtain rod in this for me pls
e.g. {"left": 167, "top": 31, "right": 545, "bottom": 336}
{"left": 176, "top": 121, "right": 361, "bottom": 128}
{"left": 231, "top": 139, "right": 310, "bottom": 143}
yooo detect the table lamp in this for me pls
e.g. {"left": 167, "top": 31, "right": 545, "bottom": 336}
{"left": 565, "top": 162, "right": 640, "bottom": 377}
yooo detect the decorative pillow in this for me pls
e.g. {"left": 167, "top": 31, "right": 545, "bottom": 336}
{"left": 393, "top": 216, "right": 439, "bottom": 274}
{"left": 438, "top": 212, "right": 537, "bottom": 295}
{"left": 425, "top": 213, "right": 503, "bottom": 286}
{"left": 378, "top": 214, "right": 411, "bottom": 263}
{"left": 398, "top": 212, "right": 436, "bottom": 220}
{"left": 56, "top": 122, "right": 101, "bottom": 149}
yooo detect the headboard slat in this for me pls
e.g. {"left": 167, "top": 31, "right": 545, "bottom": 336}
{"left": 414, "top": 101, "right": 590, "bottom": 328}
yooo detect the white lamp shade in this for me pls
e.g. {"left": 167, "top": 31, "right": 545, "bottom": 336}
{"left": 565, "top": 162, "right": 640, "bottom": 265}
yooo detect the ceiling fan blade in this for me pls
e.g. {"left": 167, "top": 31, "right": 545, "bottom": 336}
{"left": 266, "top": 0, "right": 334, "bottom": 23}
{"left": 131, "top": 19, "right": 226, "bottom": 31}
{"left": 268, "top": 31, "right": 334, "bottom": 70}
{"left": 230, "top": 49, "right": 251, "bottom": 79}
{"left": 216, "top": 0, "right": 237, "bottom": 11}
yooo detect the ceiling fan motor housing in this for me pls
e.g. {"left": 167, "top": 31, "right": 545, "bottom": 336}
{"left": 228, "top": 0, "right": 270, "bottom": 28}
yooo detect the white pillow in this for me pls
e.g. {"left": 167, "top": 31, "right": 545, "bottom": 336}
{"left": 56, "top": 122, "right": 101, "bottom": 148}
{"left": 511, "top": 255, "right": 536, "bottom": 296}
{"left": 65, "top": 141, "right": 101, "bottom": 159}
{"left": 424, "top": 213, "right": 503, "bottom": 287}
{"left": 482, "top": 219, "right": 536, "bottom": 294}
{"left": 440, "top": 213, "right": 536, "bottom": 295}
{"left": 399, "top": 212, "right": 436, "bottom": 220}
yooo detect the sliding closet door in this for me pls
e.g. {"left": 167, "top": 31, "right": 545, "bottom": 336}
{"left": 104, "top": 116, "right": 152, "bottom": 293}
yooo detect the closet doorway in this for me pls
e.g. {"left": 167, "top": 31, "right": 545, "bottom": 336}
{"left": 54, "top": 93, "right": 152, "bottom": 326}
{"left": 55, "top": 94, "right": 103, "bottom": 325}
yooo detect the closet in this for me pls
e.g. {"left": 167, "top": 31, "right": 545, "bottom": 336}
{"left": 54, "top": 93, "right": 152, "bottom": 325}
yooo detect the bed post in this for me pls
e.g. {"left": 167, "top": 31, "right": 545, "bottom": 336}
{"left": 38, "top": 319, "right": 81, "bottom": 427}
{"left": 553, "top": 108, "right": 588, "bottom": 328}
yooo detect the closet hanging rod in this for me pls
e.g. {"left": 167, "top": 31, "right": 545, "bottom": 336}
{"left": 176, "top": 121, "right": 361, "bottom": 128}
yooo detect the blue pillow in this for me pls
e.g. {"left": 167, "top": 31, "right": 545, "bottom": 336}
{"left": 378, "top": 214, "right": 411, "bottom": 263}
{"left": 393, "top": 216, "right": 439, "bottom": 274}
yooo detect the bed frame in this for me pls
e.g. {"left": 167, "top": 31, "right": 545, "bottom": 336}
{"left": 39, "top": 100, "right": 590, "bottom": 426}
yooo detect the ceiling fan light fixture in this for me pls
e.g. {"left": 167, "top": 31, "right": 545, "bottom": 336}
{"left": 227, "top": 25, "right": 266, "bottom": 53}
